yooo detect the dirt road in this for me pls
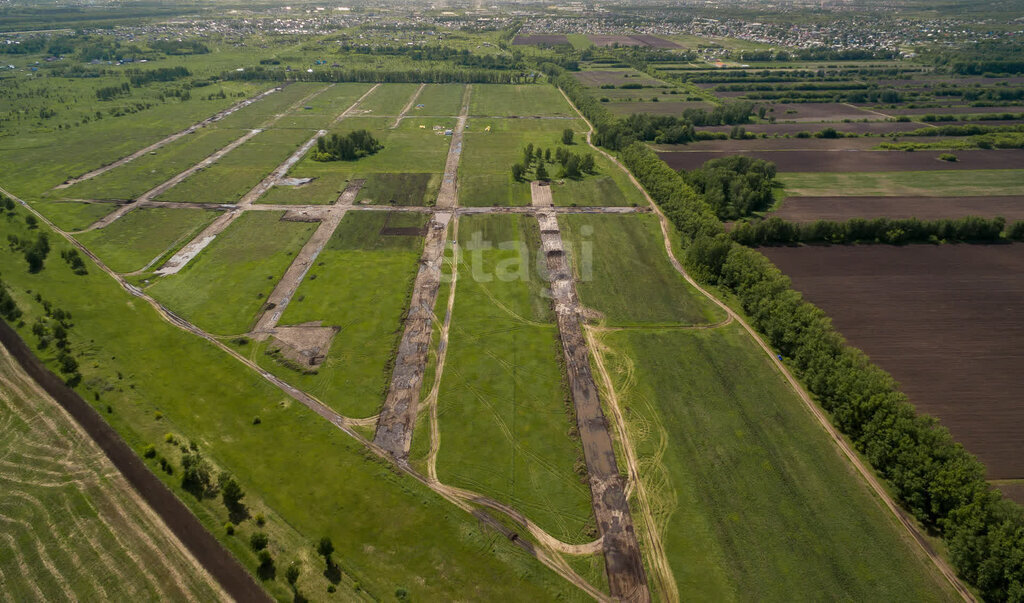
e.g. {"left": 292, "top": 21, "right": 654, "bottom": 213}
{"left": 391, "top": 83, "right": 426, "bottom": 129}
{"left": 374, "top": 86, "right": 471, "bottom": 458}
{"left": 55, "top": 86, "right": 281, "bottom": 189}
{"left": 534, "top": 204, "right": 650, "bottom": 602}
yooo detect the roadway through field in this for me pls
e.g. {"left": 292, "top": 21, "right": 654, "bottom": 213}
{"left": 54, "top": 86, "right": 282, "bottom": 190}
{"left": 533, "top": 187, "right": 650, "bottom": 602}
{"left": 373, "top": 84, "right": 471, "bottom": 458}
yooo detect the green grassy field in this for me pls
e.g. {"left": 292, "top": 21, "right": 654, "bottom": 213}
{"left": 412, "top": 83, "right": 467, "bottom": 116}
{"left": 147, "top": 211, "right": 316, "bottom": 335}
{"left": 0, "top": 200, "right": 586, "bottom": 603}
{"left": 31, "top": 201, "right": 118, "bottom": 232}
{"left": 560, "top": 214, "right": 724, "bottom": 325}
{"left": 596, "top": 324, "right": 955, "bottom": 600}
{"left": 780, "top": 169, "right": 1024, "bottom": 197}
{"left": 435, "top": 214, "right": 595, "bottom": 544}
{"left": 213, "top": 83, "right": 328, "bottom": 130}
{"left": 57, "top": 127, "right": 251, "bottom": 202}
{"left": 356, "top": 83, "right": 422, "bottom": 115}
{"left": 271, "top": 83, "right": 373, "bottom": 129}
{"left": 0, "top": 348, "right": 221, "bottom": 601}
{"left": 76, "top": 207, "right": 221, "bottom": 273}
{"left": 469, "top": 84, "right": 575, "bottom": 117}
{"left": 249, "top": 211, "right": 425, "bottom": 418}
{"left": 355, "top": 173, "right": 440, "bottom": 206}
{"left": 158, "top": 128, "right": 315, "bottom": 204}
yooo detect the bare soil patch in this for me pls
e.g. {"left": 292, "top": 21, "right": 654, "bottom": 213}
{"left": 606, "top": 100, "right": 714, "bottom": 116}
{"left": 697, "top": 121, "right": 926, "bottom": 135}
{"left": 887, "top": 105, "right": 1024, "bottom": 116}
{"left": 657, "top": 148, "right": 1024, "bottom": 172}
{"left": 771, "top": 195, "right": 1024, "bottom": 222}
{"left": 655, "top": 136, "right": 949, "bottom": 152}
{"left": 761, "top": 244, "right": 1024, "bottom": 483}
{"left": 627, "top": 35, "right": 681, "bottom": 48}
{"left": 573, "top": 70, "right": 665, "bottom": 88}
{"left": 767, "top": 103, "right": 882, "bottom": 122}
{"left": 269, "top": 322, "right": 339, "bottom": 367}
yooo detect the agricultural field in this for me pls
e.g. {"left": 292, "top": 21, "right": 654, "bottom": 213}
{"left": 763, "top": 245, "right": 1024, "bottom": 503}
{"left": 0, "top": 346, "right": 221, "bottom": 600}
{"left": 769, "top": 195, "right": 1024, "bottom": 222}
{"left": 779, "top": 169, "right": 1024, "bottom": 197}
{"left": 659, "top": 148, "right": 1024, "bottom": 172}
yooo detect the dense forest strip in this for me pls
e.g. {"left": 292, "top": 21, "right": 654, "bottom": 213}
{"left": 0, "top": 319, "right": 272, "bottom": 603}
{"left": 55, "top": 86, "right": 281, "bottom": 189}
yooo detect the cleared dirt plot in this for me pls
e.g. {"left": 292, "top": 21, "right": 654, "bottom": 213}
{"left": 436, "top": 213, "right": 596, "bottom": 544}
{"left": 573, "top": 69, "right": 666, "bottom": 88}
{"left": 561, "top": 214, "right": 724, "bottom": 325}
{"left": 772, "top": 195, "right": 1024, "bottom": 222}
{"left": 411, "top": 83, "right": 467, "bottom": 117}
{"left": 0, "top": 347, "right": 222, "bottom": 601}
{"left": 75, "top": 207, "right": 221, "bottom": 273}
{"left": 659, "top": 149, "right": 1024, "bottom": 172}
{"left": 512, "top": 34, "right": 570, "bottom": 45}
{"left": 354, "top": 83, "right": 422, "bottom": 116}
{"left": 594, "top": 324, "right": 957, "bottom": 599}
{"left": 605, "top": 100, "right": 714, "bottom": 116}
{"left": 147, "top": 211, "right": 316, "bottom": 335}
{"left": 469, "top": 84, "right": 575, "bottom": 117}
{"left": 767, "top": 102, "right": 884, "bottom": 122}
{"left": 628, "top": 34, "right": 682, "bottom": 48}
{"left": 158, "top": 127, "right": 315, "bottom": 204}
{"left": 251, "top": 211, "right": 425, "bottom": 418}
{"left": 886, "top": 104, "right": 1024, "bottom": 116}
{"left": 697, "top": 121, "right": 927, "bottom": 135}
{"left": 262, "top": 116, "right": 454, "bottom": 205}
{"left": 781, "top": 169, "right": 1024, "bottom": 197}
{"left": 762, "top": 245, "right": 1024, "bottom": 491}
{"left": 655, "top": 136, "right": 951, "bottom": 152}
{"left": 56, "top": 127, "right": 250, "bottom": 202}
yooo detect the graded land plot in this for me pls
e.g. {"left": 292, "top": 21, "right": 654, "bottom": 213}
{"left": 147, "top": 211, "right": 316, "bottom": 335}
{"left": 410, "top": 84, "right": 467, "bottom": 117}
{"left": 270, "top": 83, "right": 374, "bottom": 129}
{"left": 253, "top": 211, "right": 426, "bottom": 418}
{"left": 573, "top": 69, "right": 667, "bottom": 88}
{"left": 75, "top": 207, "right": 222, "bottom": 273}
{"left": 762, "top": 245, "right": 1024, "bottom": 487}
{"left": 354, "top": 83, "right": 423, "bottom": 116}
{"left": 765, "top": 102, "right": 886, "bottom": 122}
{"left": 560, "top": 214, "right": 724, "bottom": 325}
{"left": 604, "top": 100, "right": 714, "bottom": 116}
{"left": 436, "top": 213, "right": 596, "bottom": 544}
{"left": 212, "top": 83, "right": 327, "bottom": 130}
{"left": 885, "top": 105, "right": 1024, "bottom": 116}
{"left": 157, "top": 127, "right": 316, "bottom": 204}
{"left": 31, "top": 200, "right": 119, "bottom": 232}
{"left": 780, "top": 169, "right": 1024, "bottom": 197}
{"left": 469, "top": 84, "right": 575, "bottom": 117}
{"left": 653, "top": 136, "right": 950, "bottom": 153}
{"left": 459, "top": 118, "right": 587, "bottom": 207}
{"left": 56, "top": 127, "right": 251, "bottom": 202}
{"left": 770, "top": 195, "right": 1024, "bottom": 222}
{"left": 0, "top": 84, "right": 266, "bottom": 199}
{"left": 0, "top": 204, "right": 588, "bottom": 602}
{"left": 354, "top": 172, "right": 441, "bottom": 206}
{"left": 658, "top": 149, "right": 1024, "bottom": 172}
{"left": 595, "top": 324, "right": 956, "bottom": 599}
{"left": 260, "top": 117, "right": 455, "bottom": 206}
{"left": 0, "top": 347, "right": 222, "bottom": 601}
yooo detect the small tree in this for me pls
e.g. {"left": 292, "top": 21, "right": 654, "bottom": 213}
{"left": 580, "top": 154, "right": 595, "bottom": 174}
{"left": 522, "top": 143, "right": 534, "bottom": 167}
{"left": 221, "top": 477, "right": 244, "bottom": 510}
{"left": 511, "top": 163, "right": 525, "bottom": 181}
{"left": 285, "top": 563, "right": 300, "bottom": 587}
{"left": 250, "top": 531, "right": 269, "bottom": 551}
{"left": 317, "top": 536, "right": 334, "bottom": 562}
{"left": 561, "top": 128, "right": 574, "bottom": 145}
{"left": 535, "top": 162, "right": 549, "bottom": 181}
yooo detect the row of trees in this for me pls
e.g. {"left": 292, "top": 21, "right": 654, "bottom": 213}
{"left": 511, "top": 141, "right": 595, "bottom": 181}
{"left": 617, "top": 140, "right": 1024, "bottom": 601}
{"left": 311, "top": 130, "right": 382, "bottom": 162}
{"left": 0, "top": 277, "right": 21, "bottom": 322}
{"left": 7, "top": 229, "right": 50, "bottom": 273}
{"left": 731, "top": 216, "right": 1011, "bottom": 246}
{"left": 96, "top": 82, "right": 130, "bottom": 101}
{"left": 127, "top": 66, "right": 191, "bottom": 86}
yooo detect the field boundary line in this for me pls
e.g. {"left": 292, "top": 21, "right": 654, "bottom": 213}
{"left": 392, "top": 83, "right": 426, "bottom": 129}
{"left": 557, "top": 86, "right": 975, "bottom": 602}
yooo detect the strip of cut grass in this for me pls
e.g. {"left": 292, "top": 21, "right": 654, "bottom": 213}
{"left": 560, "top": 214, "right": 725, "bottom": 325}
{"left": 76, "top": 207, "right": 221, "bottom": 273}
{"left": 781, "top": 169, "right": 1024, "bottom": 197}
{"left": 253, "top": 211, "right": 426, "bottom": 418}
{"left": 147, "top": 211, "right": 316, "bottom": 335}
{"left": 597, "top": 324, "right": 956, "bottom": 600}
{"left": 436, "top": 213, "right": 595, "bottom": 545}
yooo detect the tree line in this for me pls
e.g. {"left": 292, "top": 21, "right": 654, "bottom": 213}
{"left": 311, "top": 130, "right": 382, "bottom": 162}
{"left": 731, "top": 216, "right": 1012, "bottom": 246}
{"left": 682, "top": 155, "right": 776, "bottom": 220}
{"left": 511, "top": 135, "right": 595, "bottom": 182}
{"left": 617, "top": 140, "right": 1024, "bottom": 601}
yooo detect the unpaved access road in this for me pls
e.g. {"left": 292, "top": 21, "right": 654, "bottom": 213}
{"left": 534, "top": 203, "right": 650, "bottom": 603}
{"left": 374, "top": 86, "right": 471, "bottom": 458}
{"left": 392, "top": 83, "right": 426, "bottom": 129}
{"left": 55, "top": 86, "right": 281, "bottom": 189}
